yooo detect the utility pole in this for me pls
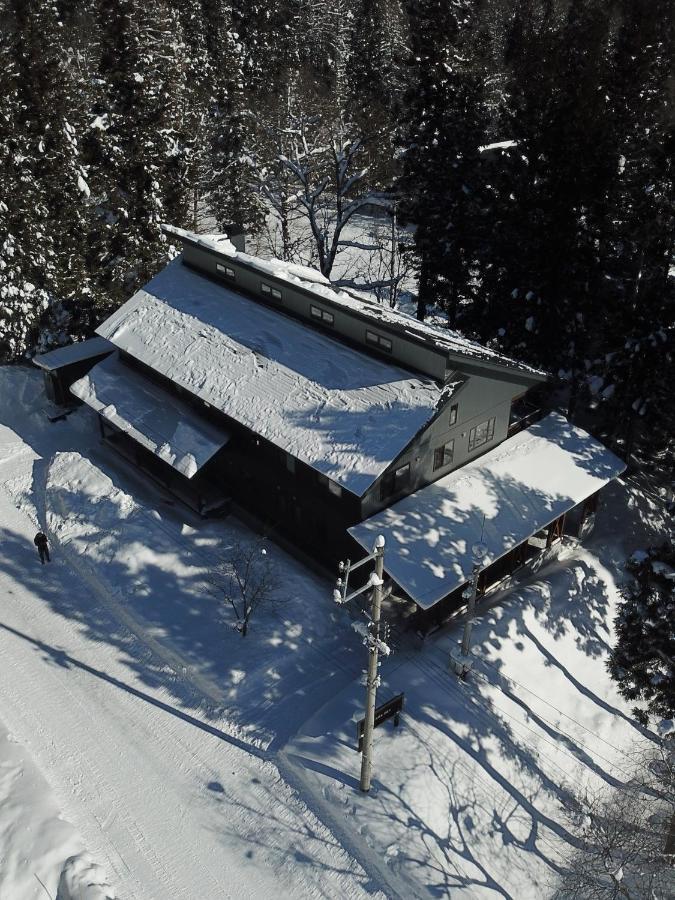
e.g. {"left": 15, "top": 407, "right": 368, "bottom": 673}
{"left": 334, "top": 535, "right": 387, "bottom": 793}
{"left": 360, "top": 535, "right": 385, "bottom": 792}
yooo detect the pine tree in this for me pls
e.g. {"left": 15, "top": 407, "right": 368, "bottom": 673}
{"left": 609, "top": 543, "right": 675, "bottom": 726}
{"left": 398, "top": 0, "right": 492, "bottom": 323}
{"left": 584, "top": 0, "right": 675, "bottom": 459}
{"left": 0, "top": 0, "right": 96, "bottom": 358}
{"left": 478, "top": 0, "right": 617, "bottom": 383}
{"left": 201, "top": 0, "right": 265, "bottom": 236}
{"left": 84, "top": 0, "right": 191, "bottom": 305}
{"left": 348, "top": 0, "right": 407, "bottom": 188}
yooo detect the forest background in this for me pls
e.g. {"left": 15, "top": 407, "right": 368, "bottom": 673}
{"left": 0, "top": 0, "right": 673, "bottom": 461}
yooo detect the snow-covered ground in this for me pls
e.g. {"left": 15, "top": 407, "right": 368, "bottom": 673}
{"left": 0, "top": 362, "right": 666, "bottom": 898}
{"left": 0, "top": 365, "right": 382, "bottom": 899}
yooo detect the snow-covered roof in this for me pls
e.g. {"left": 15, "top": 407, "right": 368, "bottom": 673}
{"left": 95, "top": 260, "right": 445, "bottom": 495}
{"left": 71, "top": 354, "right": 231, "bottom": 479}
{"left": 349, "top": 412, "right": 626, "bottom": 609}
{"left": 32, "top": 337, "right": 113, "bottom": 372}
{"left": 163, "top": 225, "right": 547, "bottom": 380}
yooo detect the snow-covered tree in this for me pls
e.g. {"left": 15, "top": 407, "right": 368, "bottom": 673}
{"left": 271, "top": 117, "right": 372, "bottom": 278}
{"left": 555, "top": 740, "right": 675, "bottom": 899}
{"left": 201, "top": 0, "right": 265, "bottom": 237}
{"left": 0, "top": 0, "right": 96, "bottom": 358}
{"left": 583, "top": 0, "right": 675, "bottom": 457}
{"left": 398, "top": 0, "right": 493, "bottom": 323}
{"left": 84, "top": 0, "right": 191, "bottom": 304}
{"left": 347, "top": 0, "right": 407, "bottom": 188}
{"left": 608, "top": 544, "right": 675, "bottom": 726}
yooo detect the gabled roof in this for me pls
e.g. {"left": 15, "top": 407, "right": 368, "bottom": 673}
{"left": 95, "top": 259, "right": 449, "bottom": 495}
{"left": 163, "top": 225, "right": 548, "bottom": 382}
{"left": 349, "top": 412, "right": 626, "bottom": 609}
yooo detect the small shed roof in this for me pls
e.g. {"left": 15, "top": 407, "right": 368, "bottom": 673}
{"left": 349, "top": 413, "right": 626, "bottom": 609}
{"left": 32, "top": 337, "right": 113, "bottom": 372}
{"left": 71, "top": 355, "right": 231, "bottom": 479}
{"left": 95, "top": 259, "right": 447, "bottom": 496}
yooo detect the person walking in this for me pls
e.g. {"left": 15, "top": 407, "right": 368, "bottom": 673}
{"left": 34, "top": 531, "right": 50, "bottom": 564}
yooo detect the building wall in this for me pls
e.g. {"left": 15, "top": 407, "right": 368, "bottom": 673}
{"left": 118, "top": 352, "right": 361, "bottom": 563}
{"left": 361, "top": 372, "right": 534, "bottom": 519}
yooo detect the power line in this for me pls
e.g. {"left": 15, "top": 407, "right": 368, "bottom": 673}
{"left": 475, "top": 653, "right": 646, "bottom": 763}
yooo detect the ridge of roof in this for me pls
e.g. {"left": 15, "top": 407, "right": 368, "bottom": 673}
{"left": 162, "top": 224, "right": 549, "bottom": 382}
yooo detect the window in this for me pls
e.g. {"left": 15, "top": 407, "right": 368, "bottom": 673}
{"left": 216, "top": 262, "right": 236, "bottom": 279}
{"left": 449, "top": 404, "right": 458, "bottom": 426}
{"left": 433, "top": 439, "right": 455, "bottom": 471}
{"left": 285, "top": 454, "right": 296, "bottom": 474}
{"left": 468, "top": 417, "right": 496, "bottom": 452}
{"left": 380, "top": 462, "right": 411, "bottom": 500}
{"left": 261, "top": 282, "right": 282, "bottom": 300}
{"left": 365, "top": 330, "right": 393, "bottom": 353}
{"left": 317, "top": 473, "right": 343, "bottom": 497}
{"left": 310, "top": 305, "right": 334, "bottom": 326}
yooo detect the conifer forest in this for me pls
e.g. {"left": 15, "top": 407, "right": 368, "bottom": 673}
{"left": 0, "top": 0, "right": 673, "bottom": 457}
{"left": 0, "top": 5, "right": 674, "bottom": 896}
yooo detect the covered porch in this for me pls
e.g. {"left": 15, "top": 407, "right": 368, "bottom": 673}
{"left": 71, "top": 354, "right": 232, "bottom": 514}
{"left": 349, "top": 412, "right": 626, "bottom": 629}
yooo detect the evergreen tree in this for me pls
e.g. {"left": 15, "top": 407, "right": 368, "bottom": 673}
{"left": 84, "top": 0, "right": 191, "bottom": 305}
{"left": 584, "top": 0, "right": 675, "bottom": 458}
{"left": 348, "top": 0, "right": 407, "bottom": 188}
{"left": 398, "top": 0, "right": 492, "bottom": 323}
{"left": 202, "top": 0, "right": 264, "bottom": 235}
{"left": 0, "top": 18, "right": 50, "bottom": 359}
{"left": 478, "top": 0, "right": 617, "bottom": 384}
{"left": 0, "top": 0, "right": 96, "bottom": 358}
{"left": 609, "top": 543, "right": 675, "bottom": 726}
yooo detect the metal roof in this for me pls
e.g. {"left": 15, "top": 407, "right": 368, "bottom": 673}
{"left": 95, "top": 260, "right": 445, "bottom": 495}
{"left": 349, "top": 413, "right": 626, "bottom": 609}
{"left": 71, "top": 354, "right": 231, "bottom": 479}
{"left": 32, "top": 337, "right": 113, "bottom": 372}
{"left": 163, "top": 225, "right": 549, "bottom": 383}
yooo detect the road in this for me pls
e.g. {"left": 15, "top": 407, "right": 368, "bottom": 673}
{"left": 0, "top": 481, "right": 376, "bottom": 900}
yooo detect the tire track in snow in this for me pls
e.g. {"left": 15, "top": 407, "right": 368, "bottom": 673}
{"left": 0, "top": 477, "right": 384, "bottom": 900}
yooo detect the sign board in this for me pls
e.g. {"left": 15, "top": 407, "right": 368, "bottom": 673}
{"left": 356, "top": 693, "right": 404, "bottom": 752}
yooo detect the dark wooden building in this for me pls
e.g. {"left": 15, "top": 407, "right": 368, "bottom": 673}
{"left": 62, "top": 226, "right": 625, "bottom": 622}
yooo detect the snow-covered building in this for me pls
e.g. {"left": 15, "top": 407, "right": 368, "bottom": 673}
{"left": 46, "top": 226, "right": 625, "bottom": 625}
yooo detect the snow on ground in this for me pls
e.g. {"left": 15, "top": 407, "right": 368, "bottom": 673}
{"left": 0, "top": 720, "right": 114, "bottom": 899}
{"left": 0, "top": 360, "right": 667, "bottom": 899}
{"left": 285, "top": 479, "right": 667, "bottom": 898}
{"left": 0, "top": 365, "right": 386, "bottom": 899}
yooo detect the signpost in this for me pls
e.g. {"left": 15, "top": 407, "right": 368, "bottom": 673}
{"left": 356, "top": 693, "right": 404, "bottom": 753}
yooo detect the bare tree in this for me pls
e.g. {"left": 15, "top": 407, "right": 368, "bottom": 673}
{"left": 554, "top": 741, "right": 675, "bottom": 900}
{"left": 332, "top": 205, "right": 416, "bottom": 309}
{"left": 250, "top": 108, "right": 375, "bottom": 279}
{"left": 222, "top": 540, "right": 277, "bottom": 637}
